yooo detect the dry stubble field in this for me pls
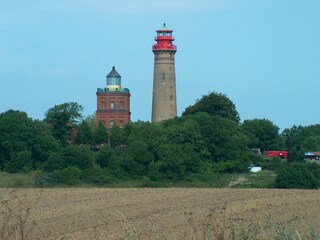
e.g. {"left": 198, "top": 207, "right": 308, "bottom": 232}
{"left": 1, "top": 188, "right": 320, "bottom": 239}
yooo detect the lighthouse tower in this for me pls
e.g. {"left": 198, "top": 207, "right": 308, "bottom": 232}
{"left": 96, "top": 66, "right": 131, "bottom": 128}
{"left": 151, "top": 23, "right": 177, "bottom": 122}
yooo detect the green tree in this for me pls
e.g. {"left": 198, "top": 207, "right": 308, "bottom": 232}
{"left": 188, "top": 112, "right": 250, "bottom": 165}
{"left": 275, "top": 162, "right": 319, "bottom": 189}
{"left": 45, "top": 145, "right": 93, "bottom": 171}
{"left": 0, "top": 110, "right": 33, "bottom": 160}
{"left": 282, "top": 124, "right": 320, "bottom": 161}
{"left": 281, "top": 125, "right": 304, "bottom": 161}
{"left": 123, "top": 140, "right": 155, "bottom": 177}
{"left": 164, "top": 118, "right": 209, "bottom": 173}
{"left": 53, "top": 166, "right": 83, "bottom": 185}
{"left": 241, "top": 118, "right": 283, "bottom": 152}
{"left": 5, "top": 151, "right": 32, "bottom": 173}
{"left": 183, "top": 92, "right": 240, "bottom": 123}
{"left": 153, "top": 144, "right": 187, "bottom": 180}
{"left": 61, "top": 145, "right": 93, "bottom": 170}
{"left": 0, "top": 153, "right": 4, "bottom": 171}
{"left": 44, "top": 102, "right": 83, "bottom": 145}
{"left": 0, "top": 110, "right": 59, "bottom": 172}
{"left": 75, "top": 120, "right": 93, "bottom": 145}
{"left": 83, "top": 113, "right": 96, "bottom": 129}
{"left": 302, "top": 136, "right": 320, "bottom": 152}
{"left": 95, "top": 147, "right": 115, "bottom": 168}
{"left": 93, "top": 121, "right": 109, "bottom": 146}
{"left": 44, "top": 152, "right": 64, "bottom": 172}
{"left": 30, "top": 120, "right": 61, "bottom": 167}
{"left": 110, "top": 126, "right": 127, "bottom": 148}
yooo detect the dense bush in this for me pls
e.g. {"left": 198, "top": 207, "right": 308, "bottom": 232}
{"left": 83, "top": 168, "right": 113, "bottom": 185}
{"left": 45, "top": 145, "right": 93, "bottom": 171}
{"left": 275, "top": 162, "right": 320, "bottom": 189}
{"left": 53, "top": 166, "right": 83, "bottom": 185}
{"left": 34, "top": 172, "right": 59, "bottom": 187}
{"left": 0, "top": 110, "right": 60, "bottom": 173}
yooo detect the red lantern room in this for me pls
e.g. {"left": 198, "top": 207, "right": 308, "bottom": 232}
{"left": 152, "top": 23, "right": 177, "bottom": 52}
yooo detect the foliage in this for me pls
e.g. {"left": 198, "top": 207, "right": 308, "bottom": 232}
{"left": 44, "top": 102, "right": 83, "bottom": 145}
{"left": 250, "top": 155, "right": 286, "bottom": 171}
{"left": 53, "top": 166, "right": 83, "bottom": 185}
{"left": 75, "top": 120, "right": 93, "bottom": 145}
{"left": 34, "top": 172, "right": 59, "bottom": 187}
{"left": 187, "top": 113, "right": 250, "bottom": 165}
{"left": 3, "top": 91, "right": 320, "bottom": 186}
{"left": 95, "top": 147, "right": 115, "bottom": 168}
{"left": 281, "top": 125, "right": 305, "bottom": 161}
{"left": 0, "top": 171, "right": 41, "bottom": 188}
{"left": 5, "top": 151, "right": 33, "bottom": 173}
{"left": 45, "top": 145, "right": 93, "bottom": 171}
{"left": 282, "top": 124, "right": 320, "bottom": 161}
{"left": 183, "top": 91, "right": 240, "bottom": 123}
{"left": 275, "top": 162, "right": 320, "bottom": 189}
{"left": 0, "top": 110, "right": 60, "bottom": 173}
{"left": 109, "top": 126, "right": 127, "bottom": 148}
{"left": 93, "top": 121, "right": 109, "bottom": 146}
{"left": 83, "top": 168, "right": 113, "bottom": 185}
{"left": 241, "top": 118, "right": 283, "bottom": 152}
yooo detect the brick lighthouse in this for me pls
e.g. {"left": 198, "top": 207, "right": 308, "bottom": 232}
{"left": 152, "top": 23, "right": 177, "bottom": 122}
{"left": 96, "top": 66, "right": 131, "bottom": 128}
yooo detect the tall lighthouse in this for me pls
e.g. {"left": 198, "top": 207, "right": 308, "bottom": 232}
{"left": 151, "top": 23, "right": 177, "bottom": 122}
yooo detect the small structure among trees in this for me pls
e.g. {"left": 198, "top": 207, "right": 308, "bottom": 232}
{"left": 304, "top": 151, "right": 320, "bottom": 161}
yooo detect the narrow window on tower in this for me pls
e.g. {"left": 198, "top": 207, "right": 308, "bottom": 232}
{"left": 110, "top": 101, "right": 115, "bottom": 109}
{"left": 101, "top": 99, "right": 106, "bottom": 109}
{"left": 162, "top": 73, "right": 166, "bottom": 82}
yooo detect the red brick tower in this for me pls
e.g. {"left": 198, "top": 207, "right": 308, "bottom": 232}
{"left": 96, "top": 66, "right": 131, "bottom": 128}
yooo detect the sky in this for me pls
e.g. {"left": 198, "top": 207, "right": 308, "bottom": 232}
{"left": 0, "top": 0, "right": 319, "bottom": 130}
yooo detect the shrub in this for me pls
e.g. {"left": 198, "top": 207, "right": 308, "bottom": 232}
{"left": 53, "top": 166, "right": 82, "bottom": 185}
{"left": 275, "top": 162, "right": 319, "bottom": 189}
{"left": 83, "top": 168, "right": 113, "bottom": 185}
{"left": 250, "top": 155, "right": 286, "bottom": 171}
{"left": 5, "top": 151, "right": 33, "bottom": 173}
{"left": 34, "top": 172, "right": 59, "bottom": 187}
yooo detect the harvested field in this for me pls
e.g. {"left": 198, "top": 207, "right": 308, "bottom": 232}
{"left": 1, "top": 188, "right": 320, "bottom": 239}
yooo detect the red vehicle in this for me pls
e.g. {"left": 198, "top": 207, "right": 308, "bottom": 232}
{"left": 264, "top": 150, "right": 288, "bottom": 159}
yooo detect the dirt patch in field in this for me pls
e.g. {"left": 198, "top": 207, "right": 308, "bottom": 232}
{"left": 1, "top": 188, "right": 320, "bottom": 239}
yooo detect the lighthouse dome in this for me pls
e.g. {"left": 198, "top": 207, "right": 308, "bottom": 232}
{"left": 106, "top": 66, "right": 121, "bottom": 91}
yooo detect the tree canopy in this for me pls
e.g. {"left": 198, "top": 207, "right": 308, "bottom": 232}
{"left": 0, "top": 110, "right": 59, "bottom": 172}
{"left": 183, "top": 92, "right": 240, "bottom": 124}
{"left": 44, "top": 102, "right": 83, "bottom": 145}
{"left": 241, "top": 118, "right": 283, "bottom": 152}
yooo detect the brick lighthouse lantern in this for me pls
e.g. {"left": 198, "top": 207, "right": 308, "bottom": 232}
{"left": 151, "top": 23, "right": 177, "bottom": 122}
{"left": 96, "top": 66, "right": 131, "bottom": 128}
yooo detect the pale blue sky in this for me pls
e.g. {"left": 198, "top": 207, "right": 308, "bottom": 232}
{"left": 1, "top": 0, "right": 319, "bottom": 130}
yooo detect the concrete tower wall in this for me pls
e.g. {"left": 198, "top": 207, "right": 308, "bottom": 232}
{"left": 152, "top": 51, "right": 177, "bottom": 122}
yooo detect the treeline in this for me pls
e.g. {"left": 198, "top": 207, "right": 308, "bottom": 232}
{"left": 1, "top": 92, "right": 320, "bottom": 188}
